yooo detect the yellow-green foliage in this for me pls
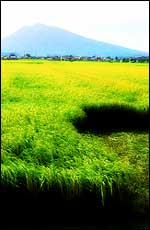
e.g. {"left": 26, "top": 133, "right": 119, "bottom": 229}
{"left": 1, "top": 60, "right": 149, "bottom": 207}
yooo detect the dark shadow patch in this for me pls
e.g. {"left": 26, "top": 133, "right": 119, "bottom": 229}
{"left": 72, "top": 104, "right": 149, "bottom": 134}
{"left": 1, "top": 185, "right": 149, "bottom": 228}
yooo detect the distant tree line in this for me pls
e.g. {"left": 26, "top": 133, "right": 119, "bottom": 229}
{"left": 1, "top": 52, "right": 149, "bottom": 63}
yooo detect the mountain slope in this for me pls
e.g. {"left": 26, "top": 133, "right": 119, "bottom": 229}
{"left": 1, "top": 24, "right": 149, "bottom": 57}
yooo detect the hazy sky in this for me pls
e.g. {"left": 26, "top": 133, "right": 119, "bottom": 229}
{"left": 1, "top": 1, "right": 149, "bottom": 52}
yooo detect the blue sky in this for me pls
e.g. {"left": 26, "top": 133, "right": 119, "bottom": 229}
{"left": 1, "top": 1, "right": 149, "bottom": 52}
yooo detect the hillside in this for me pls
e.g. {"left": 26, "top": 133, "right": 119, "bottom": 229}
{"left": 1, "top": 24, "right": 149, "bottom": 57}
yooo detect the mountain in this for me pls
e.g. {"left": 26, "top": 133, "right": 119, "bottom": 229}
{"left": 1, "top": 24, "right": 149, "bottom": 57}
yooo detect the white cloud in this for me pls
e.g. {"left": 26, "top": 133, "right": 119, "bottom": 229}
{"left": 1, "top": 1, "right": 149, "bottom": 52}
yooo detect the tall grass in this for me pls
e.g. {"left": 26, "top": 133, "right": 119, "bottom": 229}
{"left": 1, "top": 60, "right": 149, "bottom": 210}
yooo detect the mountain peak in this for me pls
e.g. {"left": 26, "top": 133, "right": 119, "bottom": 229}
{"left": 1, "top": 24, "right": 149, "bottom": 57}
{"left": 32, "top": 23, "right": 48, "bottom": 28}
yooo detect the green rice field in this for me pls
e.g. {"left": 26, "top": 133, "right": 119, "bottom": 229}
{"left": 1, "top": 60, "right": 149, "bottom": 222}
